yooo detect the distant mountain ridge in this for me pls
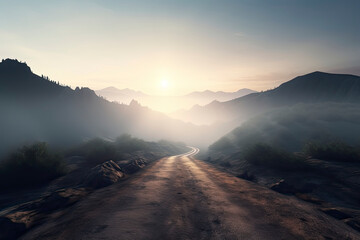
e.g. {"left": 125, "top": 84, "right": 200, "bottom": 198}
{"left": 184, "top": 88, "right": 256, "bottom": 99}
{"left": 96, "top": 87, "right": 148, "bottom": 104}
{"left": 255, "top": 71, "right": 360, "bottom": 103}
{"left": 172, "top": 71, "right": 360, "bottom": 125}
{"left": 95, "top": 87, "right": 257, "bottom": 113}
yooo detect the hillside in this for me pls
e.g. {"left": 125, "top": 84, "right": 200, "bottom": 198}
{"left": 206, "top": 71, "right": 360, "bottom": 159}
{"left": 174, "top": 71, "right": 360, "bottom": 125}
{"left": 209, "top": 102, "right": 360, "bottom": 154}
{"left": 0, "top": 59, "right": 216, "bottom": 156}
{"left": 203, "top": 75, "right": 360, "bottom": 228}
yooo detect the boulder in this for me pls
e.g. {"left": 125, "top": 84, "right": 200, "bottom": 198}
{"left": 320, "top": 208, "right": 352, "bottom": 220}
{"left": 270, "top": 179, "right": 296, "bottom": 194}
{"left": 121, "top": 158, "right": 146, "bottom": 174}
{"left": 236, "top": 171, "right": 256, "bottom": 181}
{"left": 38, "top": 188, "right": 88, "bottom": 212}
{"left": 84, "top": 160, "right": 124, "bottom": 189}
{"left": 344, "top": 218, "right": 360, "bottom": 232}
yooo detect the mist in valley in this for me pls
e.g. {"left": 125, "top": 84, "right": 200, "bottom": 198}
{"left": 209, "top": 102, "right": 360, "bottom": 154}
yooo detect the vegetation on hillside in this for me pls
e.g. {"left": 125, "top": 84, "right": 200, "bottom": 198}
{"left": 210, "top": 139, "right": 360, "bottom": 171}
{"left": 0, "top": 135, "right": 187, "bottom": 191}
{"left": 304, "top": 141, "right": 360, "bottom": 162}
{"left": 243, "top": 143, "right": 309, "bottom": 170}
{"left": 0, "top": 143, "right": 66, "bottom": 191}
{"left": 66, "top": 134, "right": 187, "bottom": 165}
{"left": 210, "top": 103, "right": 360, "bottom": 154}
{"left": 209, "top": 103, "right": 360, "bottom": 169}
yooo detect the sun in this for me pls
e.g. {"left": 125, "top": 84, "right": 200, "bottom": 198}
{"left": 161, "top": 79, "right": 169, "bottom": 89}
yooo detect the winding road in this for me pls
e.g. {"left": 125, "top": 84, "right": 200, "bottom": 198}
{"left": 22, "top": 147, "right": 360, "bottom": 240}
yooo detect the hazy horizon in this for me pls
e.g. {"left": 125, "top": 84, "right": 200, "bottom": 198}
{"left": 1, "top": 0, "right": 360, "bottom": 96}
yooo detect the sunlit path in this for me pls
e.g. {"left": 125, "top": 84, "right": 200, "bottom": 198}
{"left": 21, "top": 149, "right": 359, "bottom": 240}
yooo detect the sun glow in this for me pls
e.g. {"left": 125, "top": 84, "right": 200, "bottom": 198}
{"left": 161, "top": 79, "right": 169, "bottom": 89}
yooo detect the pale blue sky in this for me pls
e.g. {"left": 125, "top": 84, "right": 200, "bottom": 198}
{"left": 1, "top": 0, "right": 359, "bottom": 94}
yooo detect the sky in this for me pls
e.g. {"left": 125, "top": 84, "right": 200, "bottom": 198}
{"left": 1, "top": 0, "right": 360, "bottom": 95}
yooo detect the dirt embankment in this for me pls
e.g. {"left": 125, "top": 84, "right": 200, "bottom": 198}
{"left": 204, "top": 153, "right": 360, "bottom": 233}
{"left": 0, "top": 150, "right": 174, "bottom": 240}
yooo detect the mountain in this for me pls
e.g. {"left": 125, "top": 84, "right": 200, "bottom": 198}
{"left": 183, "top": 88, "right": 257, "bottom": 103}
{"left": 0, "top": 59, "right": 220, "bottom": 156}
{"left": 173, "top": 71, "right": 360, "bottom": 125}
{"left": 205, "top": 78, "right": 360, "bottom": 221}
{"left": 95, "top": 87, "right": 256, "bottom": 113}
{"left": 210, "top": 102, "right": 360, "bottom": 154}
{"left": 206, "top": 71, "right": 360, "bottom": 184}
{"left": 95, "top": 87, "right": 148, "bottom": 104}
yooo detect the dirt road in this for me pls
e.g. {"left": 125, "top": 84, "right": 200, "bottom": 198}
{"left": 22, "top": 148, "right": 359, "bottom": 240}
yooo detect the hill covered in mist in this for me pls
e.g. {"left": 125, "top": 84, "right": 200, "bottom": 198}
{"left": 209, "top": 103, "right": 360, "bottom": 155}
{"left": 205, "top": 71, "right": 360, "bottom": 165}
{"left": 175, "top": 71, "right": 360, "bottom": 125}
{"left": 204, "top": 80, "right": 360, "bottom": 220}
{"left": 0, "top": 59, "right": 219, "bottom": 156}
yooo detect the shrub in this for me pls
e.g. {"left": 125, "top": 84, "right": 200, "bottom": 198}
{"left": 304, "top": 141, "right": 360, "bottom": 162}
{"left": 115, "top": 134, "right": 149, "bottom": 153}
{"left": 66, "top": 138, "right": 117, "bottom": 165}
{"left": 67, "top": 135, "right": 188, "bottom": 166}
{"left": 243, "top": 143, "right": 309, "bottom": 171}
{"left": 67, "top": 135, "right": 153, "bottom": 165}
{"left": 0, "top": 142, "right": 66, "bottom": 191}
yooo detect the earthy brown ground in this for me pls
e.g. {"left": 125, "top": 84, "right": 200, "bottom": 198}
{"left": 21, "top": 148, "right": 360, "bottom": 240}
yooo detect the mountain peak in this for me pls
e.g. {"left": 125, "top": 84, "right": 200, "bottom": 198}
{"left": 236, "top": 88, "right": 256, "bottom": 92}
{"left": 298, "top": 71, "right": 333, "bottom": 79}
{"left": 0, "top": 58, "right": 32, "bottom": 75}
{"left": 129, "top": 99, "right": 142, "bottom": 107}
{"left": 308, "top": 71, "right": 326, "bottom": 75}
{"left": 299, "top": 71, "right": 359, "bottom": 79}
{"left": 75, "top": 87, "right": 97, "bottom": 96}
{"left": 102, "top": 86, "right": 119, "bottom": 91}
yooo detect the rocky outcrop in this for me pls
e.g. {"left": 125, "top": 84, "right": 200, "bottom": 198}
{"left": 345, "top": 219, "right": 360, "bottom": 232}
{"left": 0, "top": 188, "right": 87, "bottom": 240}
{"left": 270, "top": 179, "right": 317, "bottom": 195}
{"left": 320, "top": 208, "right": 352, "bottom": 220}
{"left": 117, "top": 158, "right": 147, "bottom": 174}
{"left": 236, "top": 171, "right": 256, "bottom": 181}
{"left": 84, "top": 160, "right": 124, "bottom": 189}
{"left": 36, "top": 188, "right": 88, "bottom": 213}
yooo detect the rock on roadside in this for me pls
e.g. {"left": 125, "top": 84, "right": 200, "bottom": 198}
{"left": 84, "top": 160, "right": 125, "bottom": 189}
{"left": 270, "top": 179, "right": 296, "bottom": 194}
{"left": 0, "top": 188, "right": 87, "bottom": 240}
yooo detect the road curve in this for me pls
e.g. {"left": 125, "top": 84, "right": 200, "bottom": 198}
{"left": 22, "top": 147, "right": 359, "bottom": 240}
